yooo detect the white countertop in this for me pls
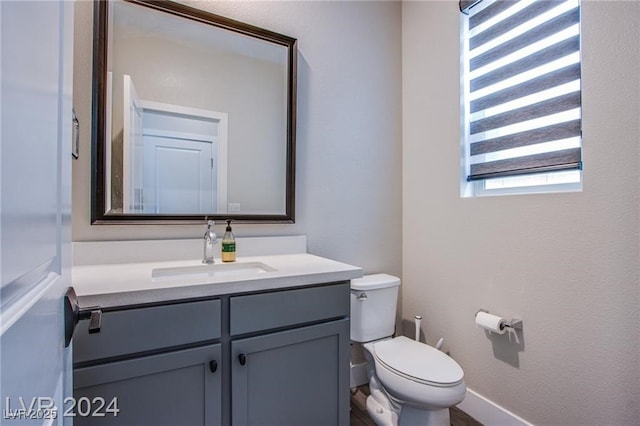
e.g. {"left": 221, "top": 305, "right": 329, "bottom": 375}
{"left": 72, "top": 237, "right": 363, "bottom": 309}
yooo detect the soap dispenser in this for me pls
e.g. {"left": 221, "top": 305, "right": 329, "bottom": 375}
{"left": 221, "top": 219, "right": 236, "bottom": 262}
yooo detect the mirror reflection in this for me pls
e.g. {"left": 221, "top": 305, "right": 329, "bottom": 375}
{"left": 92, "top": 0, "right": 297, "bottom": 222}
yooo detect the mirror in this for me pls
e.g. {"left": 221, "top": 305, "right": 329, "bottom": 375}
{"left": 91, "top": 0, "right": 297, "bottom": 223}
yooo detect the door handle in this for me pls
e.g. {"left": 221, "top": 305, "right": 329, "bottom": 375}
{"left": 64, "top": 287, "right": 102, "bottom": 347}
{"left": 72, "top": 109, "right": 79, "bottom": 159}
{"left": 238, "top": 353, "right": 247, "bottom": 366}
{"left": 209, "top": 360, "right": 218, "bottom": 373}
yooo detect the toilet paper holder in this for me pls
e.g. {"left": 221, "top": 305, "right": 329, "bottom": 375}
{"left": 475, "top": 309, "right": 523, "bottom": 330}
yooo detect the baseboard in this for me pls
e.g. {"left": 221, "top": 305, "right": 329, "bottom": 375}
{"left": 457, "top": 387, "right": 533, "bottom": 426}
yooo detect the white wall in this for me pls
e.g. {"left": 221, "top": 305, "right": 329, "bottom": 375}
{"left": 402, "top": 1, "right": 639, "bottom": 424}
{"left": 72, "top": 1, "right": 402, "bottom": 277}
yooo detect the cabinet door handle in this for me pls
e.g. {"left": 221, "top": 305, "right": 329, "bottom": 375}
{"left": 238, "top": 353, "right": 247, "bottom": 366}
{"left": 209, "top": 360, "right": 218, "bottom": 373}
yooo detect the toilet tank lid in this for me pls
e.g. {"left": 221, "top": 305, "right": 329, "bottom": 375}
{"left": 351, "top": 274, "right": 400, "bottom": 290}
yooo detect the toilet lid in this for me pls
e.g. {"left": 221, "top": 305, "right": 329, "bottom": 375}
{"left": 373, "top": 336, "right": 464, "bottom": 386}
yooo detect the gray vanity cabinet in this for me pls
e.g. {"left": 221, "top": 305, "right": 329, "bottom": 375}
{"left": 73, "top": 299, "right": 223, "bottom": 425}
{"left": 231, "top": 320, "right": 349, "bottom": 426}
{"left": 73, "top": 282, "right": 350, "bottom": 425}
{"left": 229, "top": 283, "right": 350, "bottom": 426}
{"left": 74, "top": 343, "right": 222, "bottom": 425}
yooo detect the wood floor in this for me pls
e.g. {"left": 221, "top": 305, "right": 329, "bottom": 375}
{"left": 350, "top": 386, "right": 483, "bottom": 426}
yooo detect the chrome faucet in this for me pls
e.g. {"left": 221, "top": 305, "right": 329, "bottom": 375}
{"left": 202, "top": 220, "right": 217, "bottom": 264}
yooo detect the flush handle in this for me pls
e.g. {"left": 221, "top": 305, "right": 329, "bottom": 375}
{"left": 238, "top": 353, "right": 247, "bottom": 366}
{"left": 357, "top": 292, "right": 367, "bottom": 301}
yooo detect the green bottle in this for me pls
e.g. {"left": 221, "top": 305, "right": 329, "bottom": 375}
{"left": 221, "top": 219, "right": 236, "bottom": 262}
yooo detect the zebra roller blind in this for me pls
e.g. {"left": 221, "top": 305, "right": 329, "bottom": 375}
{"left": 461, "top": 0, "right": 582, "bottom": 182}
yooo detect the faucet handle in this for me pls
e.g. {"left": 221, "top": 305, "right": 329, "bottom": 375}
{"left": 203, "top": 220, "right": 217, "bottom": 264}
{"left": 207, "top": 221, "right": 217, "bottom": 240}
{"left": 204, "top": 220, "right": 216, "bottom": 239}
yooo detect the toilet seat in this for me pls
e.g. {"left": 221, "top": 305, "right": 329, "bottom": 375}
{"left": 372, "top": 336, "right": 464, "bottom": 387}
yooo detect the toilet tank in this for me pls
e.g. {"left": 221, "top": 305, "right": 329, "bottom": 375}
{"left": 350, "top": 274, "right": 400, "bottom": 342}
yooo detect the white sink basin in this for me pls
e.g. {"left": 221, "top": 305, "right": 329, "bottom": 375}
{"left": 152, "top": 262, "right": 276, "bottom": 282}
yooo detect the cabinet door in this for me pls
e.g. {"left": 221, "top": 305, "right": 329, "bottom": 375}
{"left": 74, "top": 344, "right": 221, "bottom": 425}
{"left": 232, "top": 319, "right": 349, "bottom": 426}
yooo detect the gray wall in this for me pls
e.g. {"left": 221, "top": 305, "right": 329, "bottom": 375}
{"left": 402, "top": 1, "right": 639, "bottom": 424}
{"left": 72, "top": 1, "right": 402, "bottom": 277}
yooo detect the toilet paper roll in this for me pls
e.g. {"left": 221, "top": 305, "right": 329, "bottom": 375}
{"left": 475, "top": 311, "right": 506, "bottom": 334}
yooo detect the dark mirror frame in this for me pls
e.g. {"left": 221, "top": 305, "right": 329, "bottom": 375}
{"left": 91, "top": 0, "right": 297, "bottom": 224}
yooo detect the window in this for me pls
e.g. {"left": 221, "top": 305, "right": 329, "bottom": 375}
{"left": 460, "top": 0, "right": 582, "bottom": 196}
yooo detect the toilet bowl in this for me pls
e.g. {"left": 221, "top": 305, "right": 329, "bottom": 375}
{"left": 350, "top": 274, "right": 466, "bottom": 426}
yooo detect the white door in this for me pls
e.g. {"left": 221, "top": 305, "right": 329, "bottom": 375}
{"left": 122, "top": 75, "right": 144, "bottom": 213}
{"left": 143, "top": 135, "right": 215, "bottom": 214}
{"left": 1, "top": 0, "right": 74, "bottom": 423}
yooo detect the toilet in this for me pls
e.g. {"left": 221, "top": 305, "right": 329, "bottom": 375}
{"left": 350, "top": 274, "right": 466, "bottom": 426}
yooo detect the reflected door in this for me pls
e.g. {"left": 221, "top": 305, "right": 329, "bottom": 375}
{"left": 122, "top": 74, "right": 144, "bottom": 212}
{"left": 143, "top": 135, "right": 215, "bottom": 214}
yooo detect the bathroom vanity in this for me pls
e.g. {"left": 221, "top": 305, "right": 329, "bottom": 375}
{"left": 71, "top": 236, "right": 361, "bottom": 425}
